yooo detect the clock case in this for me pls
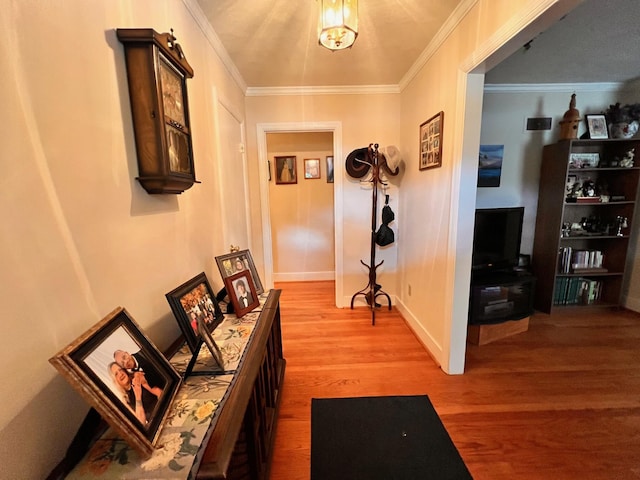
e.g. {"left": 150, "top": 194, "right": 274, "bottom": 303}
{"left": 117, "top": 28, "right": 199, "bottom": 194}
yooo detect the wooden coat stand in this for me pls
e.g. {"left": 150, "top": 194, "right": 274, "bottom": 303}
{"left": 349, "top": 144, "right": 393, "bottom": 325}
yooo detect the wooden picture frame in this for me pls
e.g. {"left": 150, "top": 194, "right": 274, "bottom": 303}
{"left": 419, "top": 111, "right": 444, "bottom": 170}
{"left": 275, "top": 155, "right": 297, "bottom": 184}
{"left": 586, "top": 114, "right": 608, "bottom": 139}
{"left": 304, "top": 158, "right": 321, "bottom": 179}
{"left": 165, "top": 272, "right": 224, "bottom": 354}
{"left": 215, "top": 249, "right": 265, "bottom": 294}
{"left": 49, "top": 307, "right": 182, "bottom": 458}
{"left": 224, "top": 270, "right": 260, "bottom": 318}
{"left": 326, "top": 156, "right": 334, "bottom": 183}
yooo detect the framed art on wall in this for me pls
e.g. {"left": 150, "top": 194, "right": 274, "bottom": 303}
{"left": 49, "top": 307, "right": 182, "bottom": 458}
{"left": 326, "top": 156, "right": 334, "bottom": 183}
{"left": 215, "top": 249, "right": 265, "bottom": 295}
{"left": 275, "top": 156, "right": 297, "bottom": 184}
{"left": 304, "top": 158, "right": 321, "bottom": 179}
{"left": 419, "top": 111, "right": 444, "bottom": 170}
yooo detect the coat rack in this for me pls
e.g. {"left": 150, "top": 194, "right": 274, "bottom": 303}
{"left": 347, "top": 143, "right": 399, "bottom": 325}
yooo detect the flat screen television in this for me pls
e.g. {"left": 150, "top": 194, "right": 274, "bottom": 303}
{"left": 472, "top": 207, "right": 524, "bottom": 273}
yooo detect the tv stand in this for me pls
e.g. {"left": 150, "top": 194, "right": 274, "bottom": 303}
{"left": 469, "top": 270, "right": 535, "bottom": 325}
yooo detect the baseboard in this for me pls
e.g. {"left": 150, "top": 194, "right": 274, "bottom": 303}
{"left": 622, "top": 293, "right": 640, "bottom": 313}
{"left": 395, "top": 298, "right": 443, "bottom": 368}
{"left": 273, "top": 271, "right": 334, "bottom": 282}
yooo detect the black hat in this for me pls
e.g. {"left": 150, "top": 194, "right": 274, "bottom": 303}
{"left": 375, "top": 224, "right": 394, "bottom": 246}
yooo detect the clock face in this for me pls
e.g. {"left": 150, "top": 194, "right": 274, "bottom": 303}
{"left": 159, "top": 55, "right": 186, "bottom": 127}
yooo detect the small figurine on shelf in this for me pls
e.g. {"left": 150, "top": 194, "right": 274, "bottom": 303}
{"left": 616, "top": 216, "right": 628, "bottom": 236}
{"left": 620, "top": 148, "right": 635, "bottom": 168}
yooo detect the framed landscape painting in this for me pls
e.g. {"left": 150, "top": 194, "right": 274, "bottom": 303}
{"left": 49, "top": 307, "right": 181, "bottom": 458}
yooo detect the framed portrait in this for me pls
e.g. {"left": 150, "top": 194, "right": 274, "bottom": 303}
{"left": 585, "top": 114, "right": 608, "bottom": 139}
{"left": 326, "top": 156, "right": 334, "bottom": 183}
{"left": 215, "top": 249, "right": 264, "bottom": 294}
{"left": 165, "top": 272, "right": 224, "bottom": 354}
{"left": 419, "top": 111, "right": 444, "bottom": 170}
{"left": 304, "top": 158, "right": 321, "bottom": 179}
{"left": 224, "top": 270, "right": 260, "bottom": 318}
{"left": 275, "top": 155, "right": 297, "bottom": 184}
{"left": 49, "top": 307, "right": 181, "bottom": 458}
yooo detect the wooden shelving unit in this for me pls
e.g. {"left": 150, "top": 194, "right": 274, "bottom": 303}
{"left": 532, "top": 139, "right": 640, "bottom": 313}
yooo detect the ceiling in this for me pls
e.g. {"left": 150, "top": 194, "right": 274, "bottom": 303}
{"left": 196, "top": 0, "right": 640, "bottom": 89}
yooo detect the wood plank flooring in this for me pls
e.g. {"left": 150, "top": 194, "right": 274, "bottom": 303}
{"left": 269, "top": 281, "right": 640, "bottom": 480}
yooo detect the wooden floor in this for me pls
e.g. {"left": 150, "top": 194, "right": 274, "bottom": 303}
{"left": 268, "top": 281, "right": 640, "bottom": 480}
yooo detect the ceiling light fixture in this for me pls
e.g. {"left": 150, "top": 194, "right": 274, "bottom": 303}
{"left": 318, "top": 0, "right": 358, "bottom": 51}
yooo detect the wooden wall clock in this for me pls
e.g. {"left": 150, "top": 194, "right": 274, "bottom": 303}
{"left": 117, "top": 28, "right": 199, "bottom": 194}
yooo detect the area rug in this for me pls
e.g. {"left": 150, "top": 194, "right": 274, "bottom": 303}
{"left": 311, "top": 395, "right": 472, "bottom": 480}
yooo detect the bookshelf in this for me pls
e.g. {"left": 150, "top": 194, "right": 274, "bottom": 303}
{"left": 532, "top": 139, "right": 640, "bottom": 313}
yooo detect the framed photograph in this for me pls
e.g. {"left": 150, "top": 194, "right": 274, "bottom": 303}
{"left": 49, "top": 307, "right": 181, "bottom": 458}
{"left": 419, "top": 111, "right": 444, "bottom": 170}
{"left": 267, "top": 160, "right": 272, "bottom": 181}
{"left": 478, "top": 145, "right": 504, "bottom": 187}
{"left": 586, "top": 114, "right": 608, "bottom": 139}
{"left": 224, "top": 270, "right": 260, "bottom": 318}
{"left": 215, "top": 249, "right": 264, "bottom": 295}
{"left": 326, "top": 156, "right": 334, "bottom": 183}
{"left": 569, "top": 153, "right": 600, "bottom": 168}
{"left": 275, "top": 155, "right": 297, "bottom": 184}
{"left": 165, "top": 272, "right": 224, "bottom": 354}
{"left": 304, "top": 158, "right": 321, "bottom": 179}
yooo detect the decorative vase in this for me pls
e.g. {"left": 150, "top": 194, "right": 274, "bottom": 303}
{"left": 610, "top": 121, "right": 639, "bottom": 139}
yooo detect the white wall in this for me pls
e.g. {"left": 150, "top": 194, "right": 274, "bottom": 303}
{"left": 0, "top": 1, "right": 246, "bottom": 478}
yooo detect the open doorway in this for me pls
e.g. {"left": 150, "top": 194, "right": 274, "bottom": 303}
{"left": 256, "top": 122, "right": 345, "bottom": 307}
{"left": 266, "top": 132, "right": 335, "bottom": 282}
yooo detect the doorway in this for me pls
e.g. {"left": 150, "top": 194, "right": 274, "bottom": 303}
{"left": 257, "top": 122, "right": 345, "bottom": 307}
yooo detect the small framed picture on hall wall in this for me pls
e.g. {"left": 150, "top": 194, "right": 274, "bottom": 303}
{"left": 275, "top": 155, "right": 297, "bottom": 184}
{"left": 419, "top": 111, "right": 444, "bottom": 170}
{"left": 49, "top": 307, "right": 182, "bottom": 458}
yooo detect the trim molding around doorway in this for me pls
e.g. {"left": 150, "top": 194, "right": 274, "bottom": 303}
{"left": 256, "top": 122, "right": 344, "bottom": 307}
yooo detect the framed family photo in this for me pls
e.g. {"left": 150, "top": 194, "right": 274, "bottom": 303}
{"left": 165, "top": 272, "right": 224, "bottom": 354}
{"left": 49, "top": 307, "right": 181, "bottom": 457}
{"left": 275, "top": 155, "right": 297, "bottom": 184}
{"left": 215, "top": 249, "right": 264, "bottom": 295}
{"left": 224, "top": 270, "right": 259, "bottom": 318}
{"left": 419, "top": 111, "right": 444, "bottom": 170}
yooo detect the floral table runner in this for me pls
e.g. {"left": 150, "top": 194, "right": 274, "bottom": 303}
{"left": 66, "top": 294, "right": 268, "bottom": 479}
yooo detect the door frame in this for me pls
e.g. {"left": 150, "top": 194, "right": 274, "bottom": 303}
{"left": 256, "top": 122, "right": 344, "bottom": 307}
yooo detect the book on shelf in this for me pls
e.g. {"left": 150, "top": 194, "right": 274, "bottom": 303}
{"left": 553, "top": 277, "right": 603, "bottom": 305}
{"left": 558, "top": 247, "right": 605, "bottom": 273}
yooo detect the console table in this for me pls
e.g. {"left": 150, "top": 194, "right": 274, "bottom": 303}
{"left": 48, "top": 290, "right": 285, "bottom": 480}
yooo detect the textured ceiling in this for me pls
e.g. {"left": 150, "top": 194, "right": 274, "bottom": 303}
{"left": 196, "top": 0, "right": 640, "bottom": 89}
{"left": 486, "top": 0, "right": 640, "bottom": 85}
{"left": 196, "top": 0, "right": 463, "bottom": 88}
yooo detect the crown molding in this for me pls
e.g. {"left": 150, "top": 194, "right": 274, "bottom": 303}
{"left": 182, "top": 0, "right": 247, "bottom": 93}
{"left": 399, "top": 0, "right": 478, "bottom": 92}
{"left": 245, "top": 84, "right": 401, "bottom": 97}
{"left": 484, "top": 82, "right": 624, "bottom": 93}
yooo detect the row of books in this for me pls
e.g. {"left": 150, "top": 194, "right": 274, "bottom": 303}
{"left": 558, "top": 247, "right": 607, "bottom": 273}
{"left": 554, "top": 277, "right": 603, "bottom": 305}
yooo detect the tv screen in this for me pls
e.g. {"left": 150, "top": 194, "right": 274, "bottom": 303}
{"left": 472, "top": 207, "right": 524, "bottom": 272}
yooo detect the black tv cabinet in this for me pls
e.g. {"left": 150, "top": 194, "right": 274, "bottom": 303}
{"left": 469, "top": 271, "right": 535, "bottom": 325}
